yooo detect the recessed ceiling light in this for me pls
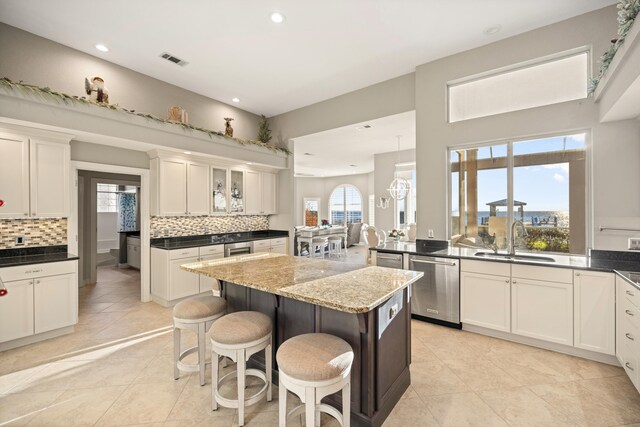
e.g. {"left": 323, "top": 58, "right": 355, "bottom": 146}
{"left": 484, "top": 25, "right": 502, "bottom": 36}
{"left": 246, "top": 162, "right": 253, "bottom": 165}
{"left": 303, "top": 152, "right": 313, "bottom": 156}
{"left": 95, "top": 44, "right": 109, "bottom": 52}
{"left": 232, "top": 97, "right": 240, "bottom": 103}
{"left": 183, "top": 151, "right": 192, "bottom": 154}
{"left": 349, "top": 164, "right": 357, "bottom": 167}
{"left": 270, "top": 12, "right": 285, "bottom": 23}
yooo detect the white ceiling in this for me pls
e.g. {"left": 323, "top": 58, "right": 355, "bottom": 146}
{"left": 0, "top": 0, "right": 615, "bottom": 117}
{"left": 293, "top": 111, "right": 415, "bottom": 177}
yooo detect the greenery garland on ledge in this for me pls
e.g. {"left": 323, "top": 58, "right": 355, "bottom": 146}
{"left": 589, "top": 0, "right": 640, "bottom": 94}
{"left": 0, "top": 77, "right": 290, "bottom": 155}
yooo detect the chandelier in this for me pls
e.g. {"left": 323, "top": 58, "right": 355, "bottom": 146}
{"left": 387, "top": 135, "right": 409, "bottom": 200}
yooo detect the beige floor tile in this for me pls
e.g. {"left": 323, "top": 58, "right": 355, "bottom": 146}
{"left": 166, "top": 374, "right": 237, "bottom": 421}
{"left": 411, "top": 339, "right": 443, "bottom": 365}
{"left": 231, "top": 409, "right": 303, "bottom": 427}
{"left": 25, "top": 385, "right": 126, "bottom": 426}
{"left": 95, "top": 380, "right": 187, "bottom": 426}
{"left": 382, "top": 395, "right": 439, "bottom": 426}
{"left": 164, "top": 417, "right": 233, "bottom": 427}
{"left": 485, "top": 351, "right": 572, "bottom": 386}
{"left": 0, "top": 364, "right": 48, "bottom": 394}
{"left": 410, "top": 361, "right": 470, "bottom": 398}
{"left": 425, "top": 392, "right": 507, "bottom": 426}
{"left": 0, "top": 390, "right": 64, "bottom": 426}
{"left": 441, "top": 356, "right": 522, "bottom": 392}
{"left": 479, "top": 386, "right": 581, "bottom": 426}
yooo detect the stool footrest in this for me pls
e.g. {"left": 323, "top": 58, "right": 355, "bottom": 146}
{"left": 214, "top": 369, "right": 269, "bottom": 409}
{"left": 287, "top": 403, "right": 344, "bottom": 426}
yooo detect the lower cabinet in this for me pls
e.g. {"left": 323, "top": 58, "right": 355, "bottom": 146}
{"left": 617, "top": 275, "right": 640, "bottom": 391}
{"left": 169, "top": 257, "right": 200, "bottom": 300}
{"left": 0, "top": 260, "right": 78, "bottom": 345}
{"left": 574, "top": 270, "right": 615, "bottom": 355}
{"left": 461, "top": 270, "right": 511, "bottom": 332}
{"left": 252, "top": 238, "right": 288, "bottom": 255}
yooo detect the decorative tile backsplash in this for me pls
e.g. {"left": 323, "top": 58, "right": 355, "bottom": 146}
{"left": 0, "top": 218, "right": 67, "bottom": 249}
{"left": 150, "top": 215, "right": 269, "bottom": 237}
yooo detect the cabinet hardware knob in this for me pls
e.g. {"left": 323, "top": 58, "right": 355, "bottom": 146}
{"left": 512, "top": 280, "right": 517, "bottom": 284}
{"left": 626, "top": 333, "right": 635, "bottom": 341}
{"left": 626, "top": 310, "right": 635, "bottom": 316}
{"left": 35, "top": 280, "right": 40, "bottom": 284}
{"left": 575, "top": 272, "right": 581, "bottom": 276}
{"left": 626, "top": 362, "right": 635, "bottom": 371}
{"left": 33, "top": 212, "right": 36, "bottom": 215}
{"left": 505, "top": 279, "right": 510, "bottom": 283}
{"left": 627, "top": 290, "right": 635, "bottom": 296}
{"left": 24, "top": 213, "right": 28, "bottom": 216}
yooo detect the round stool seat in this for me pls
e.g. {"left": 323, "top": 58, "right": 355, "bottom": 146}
{"left": 173, "top": 295, "right": 226, "bottom": 321}
{"left": 277, "top": 333, "right": 354, "bottom": 381}
{"left": 210, "top": 311, "right": 272, "bottom": 345}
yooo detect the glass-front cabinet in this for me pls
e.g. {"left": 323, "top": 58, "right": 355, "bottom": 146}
{"left": 211, "top": 167, "right": 228, "bottom": 214}
{"left": 229, "top": 169, "right": 245, "bottom": 213}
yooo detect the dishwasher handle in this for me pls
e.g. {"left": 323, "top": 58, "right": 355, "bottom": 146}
{"left": 410, "top": 258, "right": 457, "bottom": 267}
{"left": 377, "top": 254, "right": 402, "bottom": 260}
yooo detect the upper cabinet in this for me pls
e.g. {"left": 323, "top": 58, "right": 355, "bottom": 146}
{"left": 211, "top": 167, "right": 228, "bottom": 214}
{"left": 186, "top": 161, "right": 210, "bottom": 215}
{"left": 0, "top": 131, "right": 70, "bottom": 218}
{"left": 229, "top": 169, "right": 245, "bottom": 214}
{"left": 246, "top": 171, "right": 277, "bottom": 215}
{"left": 151, "top": 158, "right": 210, "bottom": 216}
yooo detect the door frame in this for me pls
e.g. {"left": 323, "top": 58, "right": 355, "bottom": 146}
{"left": 68, "top": 161, "right": 151, "bottom": 302}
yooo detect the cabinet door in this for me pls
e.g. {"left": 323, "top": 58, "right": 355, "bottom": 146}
{"left": 199, "top": 254, "right": 224, "bottom": 294}
{"left": 0, "top": 135, "right": 30, "bottom": 218}
{"left": 461, "top": 272, "right": 511, "bottom": 332}
{"left": 211, "top": 167, "right": 228, "bottom": 214}
{"left": 30, "top": 139, "right": 70, "bottom": 217}
{"left": 271, "top": 244, "right": 287, "bottom": 254}
{"left": 187, "top": 162, "right": 210, "bottom": 215}
{"left": 575, "top": 271, "right": 615, "bottom": 355}
{"left": 512, "top": 278, "right": 573, "bottom": 345}
{"left": 34, "top": 273, "right": 77, "bottom": 334}
{"left": 169, "top": 257, "right": 200, "bottom": 300}
{"left": 0, "top": 279, "right": 34, "bottom": 342}
{"left": 159, "top": 159, "right": 187, "bottom": 216}
{"left": 229, "top": 170, "right": 245, "bottom": 213}
{"left": 127, "top": 244, "right": 134, "bottom": 266}
{"left": 261, "top": 172, "right": 277, "bottom": 214}
{"left": 245, "top": 170, "right": 261, "bottom": 214}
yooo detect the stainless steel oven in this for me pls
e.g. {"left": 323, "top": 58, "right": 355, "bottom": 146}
{"left": 376, "top": 252, "right": 403, "bottom": 269}
{"left": 224, "top": 242, "right": 253, "bottom": 257}
{"left": 408, "top": 255, "right": 460, "bottom": 327}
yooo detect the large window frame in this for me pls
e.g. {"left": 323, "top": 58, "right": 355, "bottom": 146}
{"left": 328, "top": 184, "right": 363, "bottom": 225}
{"left": 447, "top": 130, "right": 591, "bottom": 255}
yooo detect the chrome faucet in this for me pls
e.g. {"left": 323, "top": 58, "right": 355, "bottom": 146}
{"left": 510, "top": 220, "right": 528, "bottom": 256}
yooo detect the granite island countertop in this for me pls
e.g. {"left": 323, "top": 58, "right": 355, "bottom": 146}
{"left": 181, "top": 253, "right": 423, "bottom": 313}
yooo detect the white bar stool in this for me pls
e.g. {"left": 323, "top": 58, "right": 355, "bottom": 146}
{"left": 210, "top": 311, "right": 273, "bottom": 427}
{"left": 328, "top": 235, "right": 343, "bottom": 257}
{"left": 310, "top": 237, "right": 328, "bottom": 258}
{"left": 277, "top": 333, "right": 354, "bottom": 427}
{"left": 173, "top": 294, "right": 226, "bottom": 386}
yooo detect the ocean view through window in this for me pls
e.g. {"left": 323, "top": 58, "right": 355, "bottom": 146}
{"left": 449, "top": 133, "right": 587, "bottom": 254}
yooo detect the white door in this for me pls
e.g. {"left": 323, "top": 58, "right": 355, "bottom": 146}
{"left": 574, "top": 271, "right": 615, "bottom": 355}
{"left": 159, "top": 159, "right": 187, "bottom": 216}
{"left": 261, "top": 172, "right": 277, "bottom": 214}
{"left": 169, "top": 257, "right": 200, "bottom": 300}
{"left": 0, "top": 135, "right": 30, "bottom": 218}
{"left": 187, "top": 162, "right": 210, "bottom": 215}
{"left": 245, "top": 170, "right": 261, "bottom": 214}
{"left": 0, "top": 279, "right": 34, "bottom": 342}
{"left": 512, "top": 278, "right": 573, "bottom": 345}
{"left": 461, "top": 272, "right": 511, "bottom": 332}
{"left": 30, "top": 139, "right": 69, "bottom": 217}
{"left": 34, "top": 273, "right": 77, "bottom": 334}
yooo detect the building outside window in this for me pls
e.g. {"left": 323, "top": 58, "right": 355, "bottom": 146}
{"left": 449, "top": 132, "right": 587, "bottom": 254}
{"left": 97, "top": 183, "right": 118, "bottom": 213}
{"left": 303, "top": 198, "right": 320, "bottom": 226}
{"left": 329, "top": 184, "right": 362, "bottom": 225}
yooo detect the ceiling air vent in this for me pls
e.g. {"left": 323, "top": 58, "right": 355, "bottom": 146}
{"left": 160, "top": 52, "right": 188, "bottom": 66}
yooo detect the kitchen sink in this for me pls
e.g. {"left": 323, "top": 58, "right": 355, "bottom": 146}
{"left": 474, "top": 252, "right": 556, "bottom": 263}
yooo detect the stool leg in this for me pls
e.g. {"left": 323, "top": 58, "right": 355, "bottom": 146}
{"left": 278, "top": 382, "right": 287, "bottom": 427}
{"left": 211, "top": 348, "right": 219, "bottom": 411}
{"left": 198, "top": 322, "right": 206, "bottom": 386}
{"left": 315, "top": 391, "right": 321, "bottom": 426}
{"left": 173, "top": 326, "right": 180, "bottom": 380}
{"left": 238, "top": 348, "right": 246, "bottom": 426}
{"left": 305, "top": 387, "right": 316, "bottom": 427}
{"left": 266, "top": 340, "right": 272, "bottom": 402}
{"left": 343, "top": 381, "right": 351, "bottom": 427}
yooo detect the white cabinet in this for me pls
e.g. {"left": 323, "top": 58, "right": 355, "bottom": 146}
{"left": 461, "top": 271, "right": 511, "bottom": 332}
{"left": 245, "top": 171, "right": 277, "bottom": 215}
{"left": 0, "top": 133, "right": 70, "bottom": 218}
{"left": 127, "top": 237, "right": 141, "bottom": 269}
{"left": 229, "top": 169, "right": 245, "bottom": 213}
{"left": 169, "top": 257, "right": 201, "bottom": 299}
{"left": 252, "top": 238, "right": 287, "bottom": 255}
{"left": 151, "top": 158, "right": 211, "bottom": 216}
{"left": 211, "top": 167, "right": 228, "bottom": 214}
{"left": 616, "top": 275, "right": 640, "bottom": 391}
{"left": 0, "top": 260, "right": 78, "bottom": 346}
{"left": 187, "top": 161, "right": 210, "bottom": 215}
{"left": 574, "top": 270, "right": 615, "bottom": 355}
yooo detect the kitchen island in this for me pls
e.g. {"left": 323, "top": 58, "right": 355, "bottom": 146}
{"left": 182, "top": 253, "right": 423, "bottom": 427}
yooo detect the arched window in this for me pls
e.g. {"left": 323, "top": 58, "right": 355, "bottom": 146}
{"left": 329, "top": 184, "right": 362, "bottom": 225}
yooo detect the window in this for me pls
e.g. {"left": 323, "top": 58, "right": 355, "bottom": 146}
{"left": 97, "top": 183, "right": 118, "bottom": 213}
{"left": 449, "top": 133, "right": 587, "bottom": 254}
{"left": 448, "top": 50, "right": 588, "bottom": 122}
{"left": 303, "top": 198, "right": 319, "bottom": 226}
{"left": 329, "top": 185, "right": 362, "bottom": 225}
{"left": 368, "top": 194, "right": 375, "bottom": 227}
{"left": 394, "top": 165, "right": 417, "bottom": 229}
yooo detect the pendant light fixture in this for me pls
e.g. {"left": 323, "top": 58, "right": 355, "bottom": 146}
{"left": 388, "top": 135, "right": 410, "bottom": 200}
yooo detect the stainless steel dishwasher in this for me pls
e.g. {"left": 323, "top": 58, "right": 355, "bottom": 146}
{"left": 408, "top": 255, "right": 460, "bottom": 328}
{"left": 375, "top": 252, "right": 403, "bottom": 269}
{"left": 224, "top": 241, "right": 253, "bottom": 257}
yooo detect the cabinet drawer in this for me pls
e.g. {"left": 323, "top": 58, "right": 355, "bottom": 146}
{"left": 169, "top": 247, "right": 199, "bottom": 260}
{"left": 199, "top": 245, "right": 224, "bottom": 256}
{"left": 461, "top": 260, "right": 510, "bottom": 276}
{"left": 621, "top": 297, "right": 640, "bottom": 330}
{"left": 620, "top": 339, "right": 639, "bottom": 387}
{"left": 621, "top": 279, "right": 640, "bottom": 308}
{"left": 253, "top": 240, "right": 271, "bottom": 250}
{"left": 511, "top": 264, "right": 572, "bottom": 284}
{"left": 127, "top": 237, "right": 140, "bottom": 247}
{"left": 270, "top": 237, "right": 287, "bottom": 246}
{"left": 0, "top": 260, "right": 76, "bottom": 282}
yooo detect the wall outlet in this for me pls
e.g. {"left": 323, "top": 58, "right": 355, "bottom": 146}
{"left": 427, "top": 229, "right": 434, "bottom": 238}
{"left": 15, "top": 235, "right": 26, "bottom": 245}
{"left": 629, "top": 237, "right": 640, "bottom": 250}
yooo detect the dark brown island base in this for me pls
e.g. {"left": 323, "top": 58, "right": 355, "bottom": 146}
{"left": 182, "top": 253, "right": 423, "bottom": 427}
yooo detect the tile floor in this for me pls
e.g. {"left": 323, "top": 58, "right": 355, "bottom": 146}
{"left": 1, "top": 265, "right": 640, "bottom": 426}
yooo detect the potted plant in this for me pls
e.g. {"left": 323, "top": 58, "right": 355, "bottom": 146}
{"left": 388, "top": 229, "right": 405, "bottom": 241}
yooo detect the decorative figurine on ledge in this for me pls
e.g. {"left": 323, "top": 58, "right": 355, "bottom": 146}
{"left": 168, "top": 106, "right": 188, "bottom": 124}
{"left": 224, "top": 117, "right": 234, "bottom": 137}
{"left": 84, "top": 76, "right": 109, "bottom": 103}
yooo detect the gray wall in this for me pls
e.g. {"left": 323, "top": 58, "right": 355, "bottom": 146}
{"left": 71, "top": 140, "right": 150, "bottom": 169}
{"left": 374, "top": 149, "right": 416, "bottom": 232}
{"left": 0, "top": 23, "right": 260, "bottom": 140}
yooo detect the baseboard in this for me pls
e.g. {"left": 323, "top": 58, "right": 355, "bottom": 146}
{"left": 0, "top": 325, "right": 75, "bottom": 351}
{"left": 462, "top": 324, "right": 620, "bottom": 366}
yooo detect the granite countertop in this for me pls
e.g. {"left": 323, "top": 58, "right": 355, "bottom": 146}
{"left": 151, "top": 230, "right": 289, "bottom": 250}
{"left": 181, "top": 253, "right": 423, "bottom": 313}
{"left": 0, "top": 245, "right": 79, "bottom": 268}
